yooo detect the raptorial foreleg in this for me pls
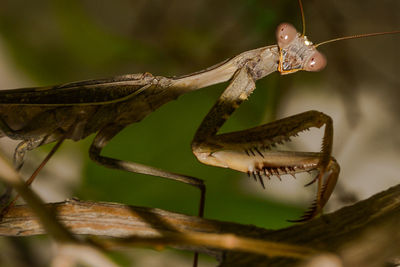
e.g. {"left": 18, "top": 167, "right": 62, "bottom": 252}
{"left": 192, "top": 65, "right": 339, "bottom": 221}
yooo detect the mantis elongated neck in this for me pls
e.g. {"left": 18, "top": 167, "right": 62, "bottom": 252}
{"left": 170, "top": 45, "right": 279, "bottom": 92}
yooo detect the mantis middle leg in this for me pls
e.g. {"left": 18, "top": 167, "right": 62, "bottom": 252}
{"left": 191, "top": 65, "right": 340, "bottom": 221}
{"left": 89, "top": 124, "right": 206, "bottom": 267}
{"left": 89, "top": 124, "right": 206, "bottom": 217}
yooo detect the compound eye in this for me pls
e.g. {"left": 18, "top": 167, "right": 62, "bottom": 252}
{"left": 304, "top": 51, "right": 326, "bottom": 72}
{"left": 276, "top": 23, "right": 298, "bottom": 49}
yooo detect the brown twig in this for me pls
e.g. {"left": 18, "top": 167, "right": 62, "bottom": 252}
{"left": 0, "top": 198, "right": 317, "bottom": 259}
{"left": 0, "top": 184, "right": 399, "bottom": 266}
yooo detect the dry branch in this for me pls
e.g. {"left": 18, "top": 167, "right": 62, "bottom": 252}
{"left": 0, "top": 184, "right": 399, "bottom": 267}
{"left": 0, "top": 197, "right": 315, "bottom": 260}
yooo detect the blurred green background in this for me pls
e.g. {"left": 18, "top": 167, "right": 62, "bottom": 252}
{"left": 0, "top": 0, "right": 399, "bottom": 266}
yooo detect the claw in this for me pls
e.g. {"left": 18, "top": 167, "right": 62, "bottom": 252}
{"left": 288, "top": 158, "right": 340, "bottom": 222}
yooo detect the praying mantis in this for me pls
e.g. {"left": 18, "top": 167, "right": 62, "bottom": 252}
{"left": 0, "top": 0, "right": 399, "bottom": 257}
{"left": 0, "top": 1, "right": 399, "bottom": 266}
{"left": 0, "top": 0, "right": 399, "bottom": 220}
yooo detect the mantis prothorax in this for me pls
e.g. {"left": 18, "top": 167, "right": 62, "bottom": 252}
{"left": 0, "top": 0, "right": 399, "bottom": 235}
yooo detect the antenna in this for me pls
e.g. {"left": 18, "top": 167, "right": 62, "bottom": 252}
{"left": 315, "top": 31, "right": 400, "bottom": 47}
{"left": 298, "top": 0, "right": 306, "bottom": 36}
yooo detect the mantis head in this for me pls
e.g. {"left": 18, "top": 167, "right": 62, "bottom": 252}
{"left": 276, "top": 23, "right": 326, "bottom": 75}
{"left": 275, "top": 21, "right": 399, "bottom": 75}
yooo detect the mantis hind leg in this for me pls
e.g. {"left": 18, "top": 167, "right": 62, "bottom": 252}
{"left": 0, "top": 134, "right": 66, "bottom": 216}
{"left": 0, "top": 109, "right": 68, "bottom": 214}
{"left": 1, "top": 114, "right": 86, "bottom": 216}
{"left": 13, "top": 133, "right": 64, "bottom": 170}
